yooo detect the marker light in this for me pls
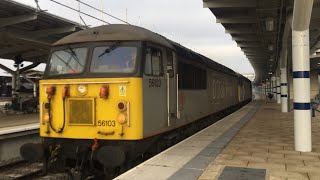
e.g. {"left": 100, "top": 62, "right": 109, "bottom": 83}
{"left": 46, "top": 86, "right": 56, "bottom": 99}
{"left": 99, "top": 86, "right": 109, "bottom": 99}
{"left": 44, "top": 103, "right": 50, "bottom": 109}
{"left": 118, "top": 101, "right": 127, "bottom": 111}
{"left": 62, "top": 86, "right": 70, "bottom": 98}
{"left": 116, "top": 113, "right": 127, "bottom": 124}
{"left": 77, "top": 85, "right": 87, "bottom": 95}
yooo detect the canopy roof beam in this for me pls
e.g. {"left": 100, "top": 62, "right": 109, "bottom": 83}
{"left": 203, "top": 0, "right": 256, "bottom": 8}
{"left": 225, "top": 28, "right": 256, "bottom": 34}
{"left": 0, "top": 14, "right": 37, "bottom": 27}
{"left": 232, "top": 36, "right": 258, "bottom": 41}
{"left": 238, "top": 43, "right": 261, "bottom": 47}
{"left": 25, "top": 26, "right": 77, "bottom": 38}
{"left": 0, "top": 46, "right": 37, "bottom": 56}
{"left": 4, "top": 32, "right": 53, "bottom": 45}
{"left": 0, "top": 64, "right": 14, "bottom": 75}
{"left": 216, "top": 17, "right": 256, "bottom": 24}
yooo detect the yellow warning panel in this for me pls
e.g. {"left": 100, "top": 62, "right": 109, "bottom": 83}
{"left": 119, "top": 85, "right": 126, "bottom": 96}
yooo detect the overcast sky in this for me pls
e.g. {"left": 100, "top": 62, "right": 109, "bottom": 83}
{"left": 0, "top": 0, "right": 254, "bottom": 76}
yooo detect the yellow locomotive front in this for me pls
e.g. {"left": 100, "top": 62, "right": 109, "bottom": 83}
{"left": 40, "top": 42, "right": 143, "bottom": 140}
{"left": 40, "top": 79, "right": 143, "bottom": 140}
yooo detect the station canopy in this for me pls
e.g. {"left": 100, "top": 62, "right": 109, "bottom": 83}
{"left": 0, "top": 0, "right": 84, "bottom": 64}
{"left": 203, "top": 0, "right": 320, "bottom": 83}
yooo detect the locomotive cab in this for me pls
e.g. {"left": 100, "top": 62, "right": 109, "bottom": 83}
{"left": 40, "top": 41, "right": 144, "bottom": 140}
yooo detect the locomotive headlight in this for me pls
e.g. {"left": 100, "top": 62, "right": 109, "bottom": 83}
{"left": 116, "top": 113, "right": 127, "bottom": 124}
{"left": 77, "top": 85, "right": 87, "bottom": 95}
{"left": 43, "top": 112, "right": 49, "bottom": 122}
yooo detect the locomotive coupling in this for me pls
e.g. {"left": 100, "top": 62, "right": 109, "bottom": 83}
{"left": 20, "top": 143, "right": 44, "bottom": 161}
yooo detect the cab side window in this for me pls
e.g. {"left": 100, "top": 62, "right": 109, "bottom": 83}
{"left": 145, "top": 48, "right": 163, "bottom": 76}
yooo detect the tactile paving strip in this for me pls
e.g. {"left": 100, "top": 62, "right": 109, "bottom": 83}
{"left": 168, "top": 101, "right": 261, "bottom": 180}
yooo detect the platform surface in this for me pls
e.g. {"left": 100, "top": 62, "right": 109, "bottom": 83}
{"left": 199, "top": 99, "right": 320, "bottom": 180}
{"left": 116, "top": 95, "right": 320, "bottom": 180}
{"left": 115, "top": 99, "right": 260, "bottom": 180}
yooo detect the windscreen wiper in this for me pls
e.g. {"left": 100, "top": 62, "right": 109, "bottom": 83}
{"left": 98, "top": 41, "right": 121, "bottom": 58}
{"left": 54, "top": 54, "right": 76, "bottom": 72}
{"left": 66, "top": 46, "right": 83, "bottom": 67}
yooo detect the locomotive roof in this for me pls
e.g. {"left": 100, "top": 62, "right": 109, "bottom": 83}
{"left": 53, "top": 24, "right": 173, "bottom": 48}
{"left": 53, "top": 24, "right": 246, "bottom": 79}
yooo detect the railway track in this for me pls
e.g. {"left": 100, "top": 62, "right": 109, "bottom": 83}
{"left": 0, "top": 160, "right": 71, "bottom": 180}
{"left": 36, "top": 173, "right": 71, "bottom": 180}
{"left": 0, "top": 160, "right": 42, "bottom": 180}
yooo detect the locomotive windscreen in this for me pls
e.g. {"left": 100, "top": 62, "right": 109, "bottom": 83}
{"left": 90, "top": 46, "right": 137, "bottom": 73}
{"left": 46, "top": 44, "right": 138, "bottom": 77}
{"left": 48, "top": 47, "right": 88, "bottom": 75}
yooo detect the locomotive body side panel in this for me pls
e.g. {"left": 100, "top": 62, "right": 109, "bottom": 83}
{"left": 142, "top": 43, "right": 177, "bottom": 137}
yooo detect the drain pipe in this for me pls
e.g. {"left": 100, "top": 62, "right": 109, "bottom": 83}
{"left": 272, "top": 76, "right": 276, "bottom": 100}
{"left": 276, "top": 71, "right": 281, "bottom": 104}
{"left": 268, "top": 79, "right": 271, "bottom": 95}
{"left": 280, "top": 14, "right": 292, "bottom": 112}
{"left": 318, "top": 73, "right": 320, "bottom": 95}
{"left": 292, "top": 0, "right": 313, "bottom": 152}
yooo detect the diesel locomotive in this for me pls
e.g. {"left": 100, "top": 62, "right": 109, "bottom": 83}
{"left": 20, "top": 24, "right": 252, "bottom": 179}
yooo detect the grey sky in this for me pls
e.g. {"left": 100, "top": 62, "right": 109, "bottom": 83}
{"left": 0, "top": 0, "right": 254, "bottom": 76}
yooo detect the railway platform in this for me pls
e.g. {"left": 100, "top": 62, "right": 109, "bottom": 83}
{"left": 0, "top": 113, "right": 38, "bottom": 128}
{"left": 115, "top": 95, "right": 320, "bottom": 180}
{"left": 0, "top": 112, "right": 39, "bottom": 165}
{"left": 0, "top": 97, "right": 38, "bottom": 129}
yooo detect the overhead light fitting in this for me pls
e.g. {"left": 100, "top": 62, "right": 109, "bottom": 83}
{"left": 268, "top": 44, "right": 273, "bottom": 51}
{"left": 268, "top": 72, "right": 272, "bottom": 75}
{"left": 269, "top": 58, "right": 273, "bottom": 61}
{"left": 265, "top": 18, "right": 274, "bottom": 31}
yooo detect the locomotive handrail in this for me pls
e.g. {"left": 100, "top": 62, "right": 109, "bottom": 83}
{"left": 177, "top": 74, "right": 180, "bottom": 119}
{"left": 127, "top": 102, "right": 130, "bottom": 127}
{"left": 167, "top": 73, "right": 170, "bottom": 126}
{"left": 41, "top": 81, "right": 129, "bottom": 85}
